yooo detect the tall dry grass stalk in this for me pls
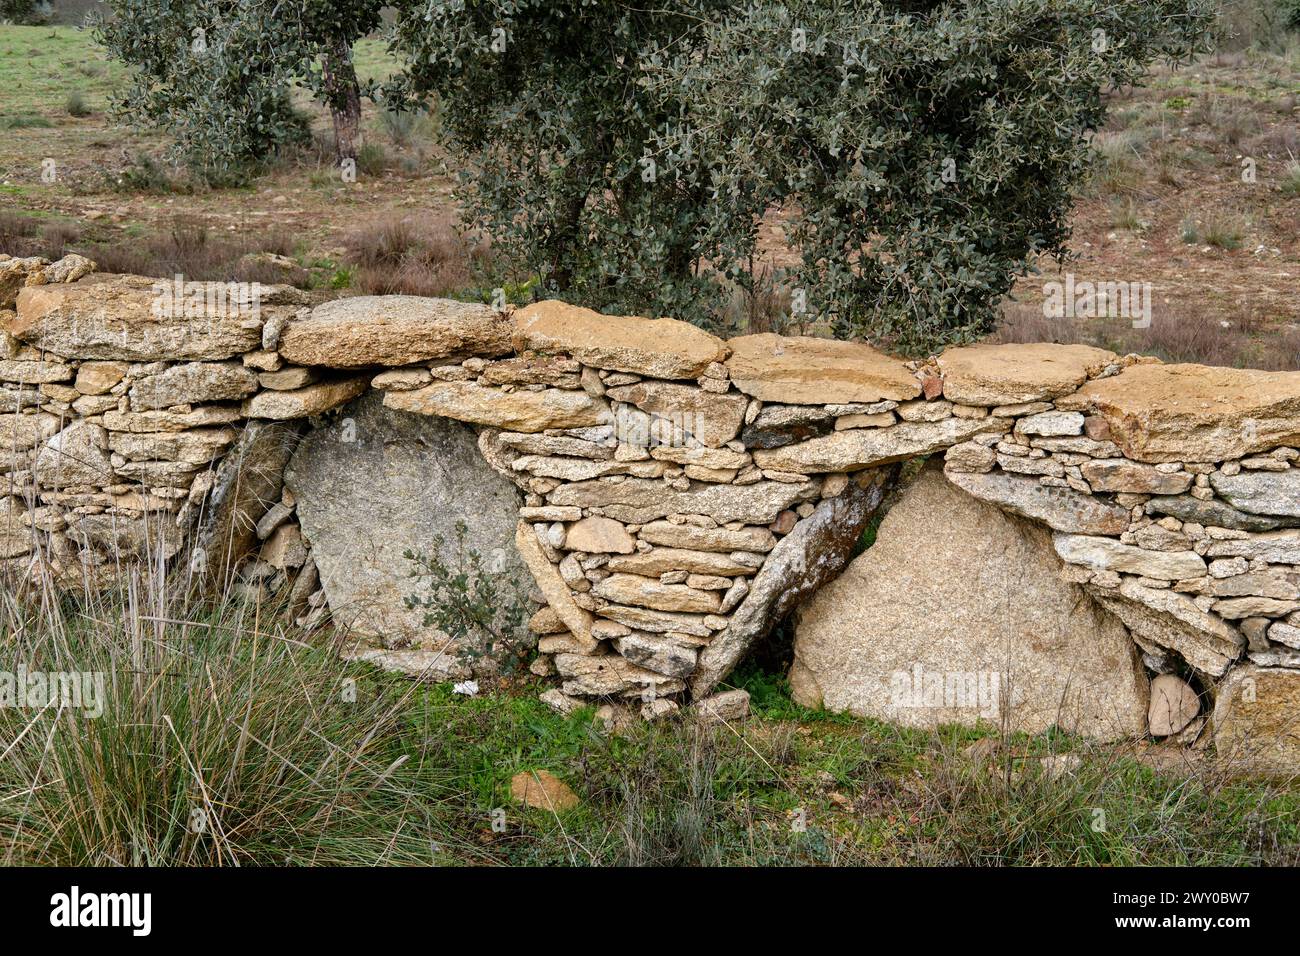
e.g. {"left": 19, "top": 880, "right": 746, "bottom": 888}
{"left": 0, "top": 551, "right": 444, "bottom": 866}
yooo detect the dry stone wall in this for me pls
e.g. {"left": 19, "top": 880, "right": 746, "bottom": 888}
{"left": 2, "top": 256, "right": 1299, "bottom": 769}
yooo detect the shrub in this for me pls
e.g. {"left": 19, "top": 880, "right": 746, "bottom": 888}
{"left": 396, "top": 0, "right": 1213, "bottom": 354}
{"left": 647, "top": 0, "right": 1215, "bottom": 353}
{"left": 389, "top": 0, "right": 749, "bottom": 329}
{"left": 64, "top": 91, "right": 92, "bottom": 118}
{"left": 1282, "top": 161, "right": 1300, "bottom": 197}
{"left": 404, "top": 522, "right": 533, "bottom": 675}
{"left": 0, "top": 0, "right": 50, "bottom": 24}
{"left": 343, "top": 214, "right": 493, "bottom": 298}
{"left": 96, "top": 0, "right": 381, "bottom": 184}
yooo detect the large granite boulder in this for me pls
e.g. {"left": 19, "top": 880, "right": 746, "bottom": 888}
{"left": 1213, "top": 665, "right": 1300, "bottom": 775}
{"left": 285, "top": 393, "right": 525, "bottom": 677}
{"left": 790, "top": 465, "right": 1149, "bottom": 741}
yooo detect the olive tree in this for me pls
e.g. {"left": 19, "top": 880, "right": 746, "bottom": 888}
{"left": 645, "top": 0, "right": 1215, "bottom": 351}
{"left": 388, "top": 0, "right": 763, "bottom": 326}
{"left": 98, "top": 0, "right": 383, "bottom": 183}
{"left": 396, "top": 0, "right": 1210, "bottom": 352}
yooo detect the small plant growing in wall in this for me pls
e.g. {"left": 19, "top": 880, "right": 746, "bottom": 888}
{"left": 404, "top": 522, "right": 532, "bottom": 675}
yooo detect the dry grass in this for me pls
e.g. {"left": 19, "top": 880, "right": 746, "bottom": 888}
{"left": 85, "top": 218, "right": 304, "bottom": 286}
{"left": 342, "top": 214, "right": 492, "bottom": 298}
{"left": 0, "top": 552, "right": 447, "bottom": 865}
{"left": 996, "top": 299, "right": 1300, "bottom": 370}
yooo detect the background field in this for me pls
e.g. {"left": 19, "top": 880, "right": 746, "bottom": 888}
{"left": 1, "top": 12, "right": 1298, "bottom": 365}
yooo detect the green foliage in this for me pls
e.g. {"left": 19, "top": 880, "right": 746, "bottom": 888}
{"left": 404, "top": 521, "right": 533, "bottom": 674}
{"left": 389, "top": 0, "right": 753, "bottom": 328}
{"left": 64, "top": 91, "right": 91, "bottom": 117}
{"left": 394, "top": 0, "right": 1212, "bottom": 353}
{"left": 645, "top": 0, "right": 1215, "bottom": 353}
{"left": 0, "top": 1, "right": 48, "bottom": 25}
{"left": 96, "top": 0, "right": 383, "bottom": 184}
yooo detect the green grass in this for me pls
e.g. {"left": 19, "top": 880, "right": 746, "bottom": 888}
{"left": 3, "top": 562, "right": 1296, "bottom": 867}
{"left": 0, "top": 25, "right": 398, "bottom": 120}
{"left": 0, "top": 26, "right": 124, "bottom": 116}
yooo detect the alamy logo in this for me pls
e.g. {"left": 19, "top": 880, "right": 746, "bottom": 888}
{"left": 0, "top": 667, "right": 105, "bottom": 718}
{"left": 1042, "top": 273, "right": 1152, "bottom": 329}
{"left": 150, "top": 274, "right": 264, "bottom": 320}
{"left": 890, "top": 664, "right": 1004, "bottom": 719}
{"left": 49, "top": 886, "right": 151, "bottom": 936}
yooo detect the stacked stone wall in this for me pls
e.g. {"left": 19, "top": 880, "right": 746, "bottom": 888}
{"left": 4, "top": 255, "right": 1298, "bottom": 767}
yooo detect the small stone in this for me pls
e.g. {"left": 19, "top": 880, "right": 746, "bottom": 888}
{"left": 1269, "top": 622, "right": 1300, "bottom": 649}
{"left": 770, "top": 510, "right": 797, "bottom": 535}
{"left": 510, "top": 770, "right": 579, "bottom": 811}
{"left": 1148, "top": 674, "right": 1200, "bottom": 737}
{"left": 564, "top": 515, "right": 635, "bottom": 554}
{"left": 75, "top": 361, "right": 128, "bottom": 396}
{"left": 896, "top": 399, "right": 953, "bottom": 422}
{"left": 692, "top": 689, "right": 750, "bottom": 722}
{"left": 255, "top": 501, "right": 293, "bottom": 540}
{"left": 1208, "top": 557, "right": 1249, "bottom": 579}
{"left": 1015, "top": 411, "right": 1084, "bottom": 437}
{"left": 243, "top": 376, "right": 369, "bottom": 419}
{"left": 835, "top": 411, "right": 895, "bottom": 430}
{"left": 944, "top": 441, "right": 997, "bottom": 473}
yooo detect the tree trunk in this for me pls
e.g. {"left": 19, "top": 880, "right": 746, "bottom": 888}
{"left": 321, "top": 37, "right": 362, "bottom": 165}
{"left": 547, "top": 167, "right": 592, "bottom": 292}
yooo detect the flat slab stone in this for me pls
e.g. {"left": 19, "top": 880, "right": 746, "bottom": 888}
{"left": 242, "top": 376, "right": 369, "bottom": 419}
{"left": 1054, "top": 533, "right": 1206, "bottom": 579}
{"left": 1056, "top": 363, "right": 1300, "bottom": 463}
{"left": 592, "top": 573, "right": 721, "bottom": 613}
{"left": 725, "top": 333, "right": 920, "bottom": 404}
{"left": 946, "top": 468, "right": 1129, "bottom": 535}
{"left": 279, "top": 295, "right": 513, "bottom": 368}
{"left": 606, "top": 381, "right": 747, "bottom": 448}
{"left": 1209, "top": 469, "right": 1300, "bottom": 518}
{"left": 740, "top": 404, "right": 835, "bottom": 449}
{"left": 515, "top": 521, "right": 596, "bottom": 650}
{"left": 789, "top": 466, "right": 1148, "bottom": 741}
{"left": 1088, "top": 580, "right": 1243, "bottom": 677}
{"left": 546, "top": 477, "right": 818, "bottom": 525}
{"left": 1080, "top": 459, "right": 1193, "bottom": 495}
{"left": 513, "top": 300, "right": 726, "bottom": 379}
{"left": 1205, "top": 531, "right": 1300, "bottom": 564}
{"left": 753, "top": 416, "right": 1006, "bottom": 473}
{"left": 938, "top": 342, "right": 1117, "bottom": 406}
{"left": 129, "top": 360, "right": 259, "bottom": 411}
{"left": 10, "top": 274, "right": 303, "bottom": 361}
{"left": 383, "top": 380, "right": 610, "bottom": 431}
{"left": 1146, "top": 494, "right": 1293, "bottom": 532}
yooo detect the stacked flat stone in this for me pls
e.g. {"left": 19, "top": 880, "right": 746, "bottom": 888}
{"left": 4, "top": 266, "right": 1300, "bottom": 767}
{"left": 1, "top": 260, "right": 327, "bottom": 611}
